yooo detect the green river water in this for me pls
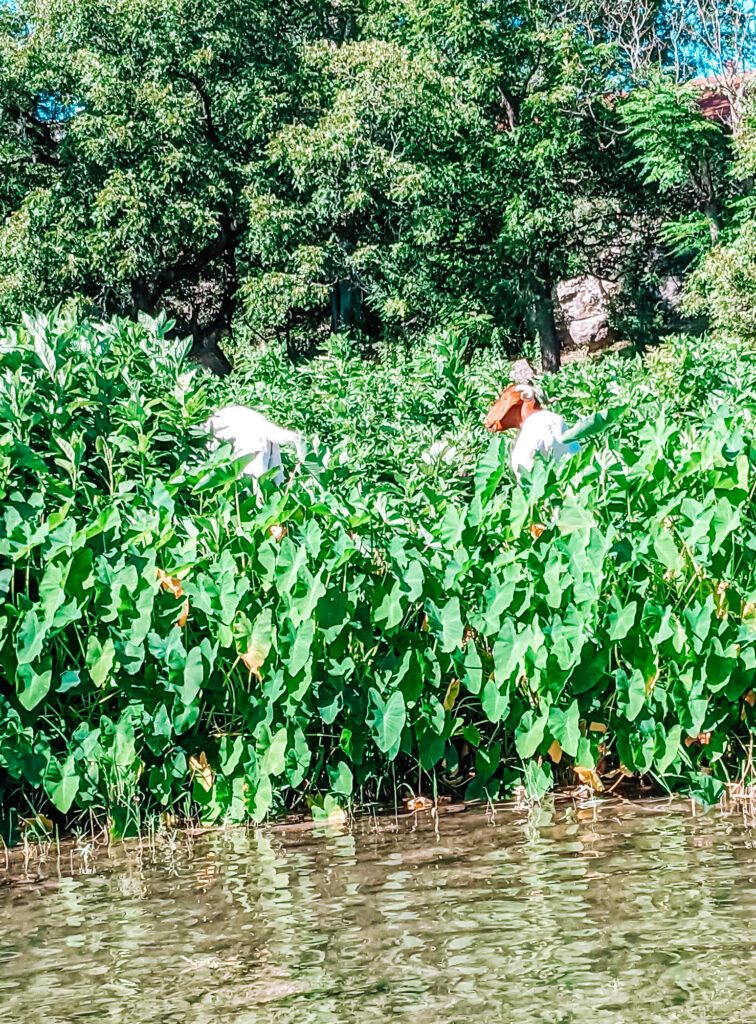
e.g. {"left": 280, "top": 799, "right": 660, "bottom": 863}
{"left": 1, "top": 800, "right": 755, "bottom": 1024}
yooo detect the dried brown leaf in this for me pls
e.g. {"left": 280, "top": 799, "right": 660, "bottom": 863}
{"left": 189, "top": 752, "right": 214, "bottom": 792}
{"left": 573, "top": 765, "right": 604, "bottom": 791}
{"left": 327, "top": 805, "right": 347, "bottom": 827}
{"left": 684, "top": 732, "right": 712, "bottom": 748}
{"left": 240, "top": 646, "right": 265, "bottom": 681}
{"left": 443, "top": 678, "right": 461, "bottom": 711}
{"left": 157, "top": 567, "right": 184, "bottom": 599}
{"left": 404, "top": 795, "right": 434, "bottom": 813}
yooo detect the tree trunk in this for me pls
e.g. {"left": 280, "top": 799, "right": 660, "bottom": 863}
{"left": 704, "top": 200, "right": 722, "bottom": 244}
{"left": 533, "top": 276, "right": 561, "bottom": 373}
{"left": 330, "top": 279, "right": 364, "bottom": 333}
{"left": 189, "top": 327, "right": 233, "bottom": 376}
{"left": 697, "top": 158, "right": 722, "bottom": 245}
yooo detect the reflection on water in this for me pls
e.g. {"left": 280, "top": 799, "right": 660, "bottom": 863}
{"left": 2, "top": 800, "right": 756, "bottom": 1024}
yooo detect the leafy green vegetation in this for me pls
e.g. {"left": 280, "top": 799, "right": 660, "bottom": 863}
{"left": 2, "top": 313, "right": 756, "bottom": 836}
{"left": 1, "top": 0, "right": 750, "bottom": 370}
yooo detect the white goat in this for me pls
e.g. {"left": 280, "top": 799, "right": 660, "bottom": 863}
{"left": 484, "top": 384, "right": 579, "bottom": 480}
{"left": 205, "top": 404, "right": 305, "bottom": 484}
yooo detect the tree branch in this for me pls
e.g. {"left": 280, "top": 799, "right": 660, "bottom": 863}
{"left": 147, "top": 219, "right": 242, "bottom": 307}
{"left": 174, "top": 71, "right": 221, "bottom": 148}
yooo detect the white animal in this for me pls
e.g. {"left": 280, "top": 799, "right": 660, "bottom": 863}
{"left": 484, "top": 384, "right": 579, "bottom": 480}
{"left": 205, "top": 404, "right": 305, "bottom": 484}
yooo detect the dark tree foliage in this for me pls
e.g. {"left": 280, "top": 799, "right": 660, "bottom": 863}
{"left": 0, "top": 0, "right": 750, "bottom": 371}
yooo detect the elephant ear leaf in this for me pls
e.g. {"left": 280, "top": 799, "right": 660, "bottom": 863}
{"left": 561, "top": 406, "right": 625, "bottom": 444}
{"left": 368, "top": 689, "right": 406, "bottom": 757}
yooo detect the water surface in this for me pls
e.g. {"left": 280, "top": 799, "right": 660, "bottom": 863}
{"left": 1, "top": 800, "right": 755, "bottom": 1024}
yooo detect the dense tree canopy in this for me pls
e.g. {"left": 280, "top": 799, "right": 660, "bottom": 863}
{"left": 0, "top": 0, "right": 753, "bottom": 370}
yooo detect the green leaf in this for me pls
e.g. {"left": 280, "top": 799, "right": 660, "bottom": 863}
{"left": 219, "top": 735, "right": 244, "bottom": 776}
{"left": 251, "top": 773, "right": 273, "bottom": 821}
{"left": 653, "top": 530, "right": 681, "bottom": 571}
{"left": 474, "top": 435, "right": 508, "bottom": 503}
{"left": 608, "top": 600, "right": 637, "bottom": 642}
{"left": 17, "top": 661, "right": 52, "bottom": 710}
{"left": 173, "top": 703, "right": 199, "bottom": 735}
{"left": 33, "top": 333, "right": 57, "bottom": 378}
{"left": 288, "top": 618, "right": 315, "bottom": 677}
{"left": 86, "top": 635, "right": 115, "bottom": 687}
{"left": 474, "top": 741, "right": 501, "bottom": 783}
{"left": 374, "top": 580, "right": 404, "bottom": 629}
{"left": 318, "top": 690, "right": 343, "bottom": 725}
{"left": 45, "top": 756, "right": 79, "bottom": 813}
{"left": 180, "top": 646, "right": 204, "bottom": 704}
{"left": 288, "top": 728, "right": 311, "bottom": 788}
{"left": 557, "top": 500, "right": 595, "bottom": 534}
{"left": 440, "top": 505, "right": 466, "bottom": 548}
{"left": 616, "top": 668, "right": 646, "bottom": 722}
{"left": 327, "top": 761, "right": 354, "bottom": 796}
{"left": 548, "top": 700, "right": 580, "bottom": 758}
{"left": 711, "top": 496, "right": 739, "bottom": 550}
{"left": 16, "top": 611, "right": 47, "bottom": 666}
{"left": 146, "top": 704, "right": 172, "bottom": 753}
{"left": 515, "top": 707, "right": 548, "bottom": 759}
{"left": 114, "top": 715, "right": 137, "bottom": 768}
{"left": 262, "top": 727, "right": 288, "bottom": 776}
{"left": 463, "top": 724, "right": 481, "bottom": 747}
{"left": 655, "top": 724, "right": 681, "bottom": 773}
{"left": 462, "top": 642, "right": 483, "bottom": 695}
{"left": 39, "top": 561, "right": 68, "bottom": 622}
{"left": 523, "top": 761, "right": 553, "bottom": 801}
{"left": 685, "top": 599, "right": 712, "bottom": 651}
{"left": 689, "top": 772, "right": 725, "bottom": 807}
{"left": 481, "top": 677, "right": 509, "bottom": 723}
{"left": 560, "top": 406, "right": 624, "bottom": 444}
{"left": 575, "top": 736, "right": 596, "bottom": 770}
{"left": 427, "top": 596, "right": 464, "bottom": 653}
{"left": 368, "top": 689, "right": 406, "bottom": 756}
{"left": 57, "top": 670, "right": 81, "bottom": 694}
{"left": 419, "top": 730, "right": 445, "bottom": 769}
{"left": 242, "top": 608, "right": 274, "bottom": 676}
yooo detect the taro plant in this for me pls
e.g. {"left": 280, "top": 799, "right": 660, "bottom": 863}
{"left": 1, "top": 313, "right": 756, "bottom": 841}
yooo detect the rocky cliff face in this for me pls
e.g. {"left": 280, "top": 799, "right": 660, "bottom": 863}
{"left": 555, "top": 275, "right": 621, "bottom": 351}
{"left": 555, "top": 272, "right": 684, "bottom": 353}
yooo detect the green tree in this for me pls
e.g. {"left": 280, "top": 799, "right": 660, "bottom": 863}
{"left": 239, "top": 36, "right": 468, "bottom": 349}
{"left": 620, "top": 72, "right": 735, "bottom": 248}
{"left": 2, "top": 0, "right": 747, "bottom": 372}
{"left": 364, "top": 0, "right": 634, "bottom": 371}
{"left": 0, "top": 0, "right": 360, "bottom": 371}
{"left": 685, "top": 102, "right": 756, "bottom": 340}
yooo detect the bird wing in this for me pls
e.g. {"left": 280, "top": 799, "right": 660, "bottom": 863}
{"left": 207, "top": 406, "right": 303, "bottom": 454}
{"left": 206, "top": 405, "right": 303, "bottom": 482}
{"left": 511, "top": 411, "right": 579, "bottom": 478}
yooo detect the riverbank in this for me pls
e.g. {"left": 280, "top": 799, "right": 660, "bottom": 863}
{"left": 4, "top": 782, "right": 755, "bottom": 886}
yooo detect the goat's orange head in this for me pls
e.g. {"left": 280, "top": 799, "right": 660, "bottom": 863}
{"left": 484, "top": 384, "right": 541, "bottom": 432}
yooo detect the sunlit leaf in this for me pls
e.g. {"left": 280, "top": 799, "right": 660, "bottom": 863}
{"left": 189, "top": 752, "right": 214, "bottom": 792}
{"left": 443, "top": 677, "right": 461, "bottom": 711}
{"left": 368, "top": 689, "right": 406, "bottom": 756}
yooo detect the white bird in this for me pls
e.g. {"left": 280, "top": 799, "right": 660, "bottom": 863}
{"left": 484, "top": 384, "right": 579, "bottom": 479}
{"left": 205, "top": 404, "right": 305, "bottom": 484}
